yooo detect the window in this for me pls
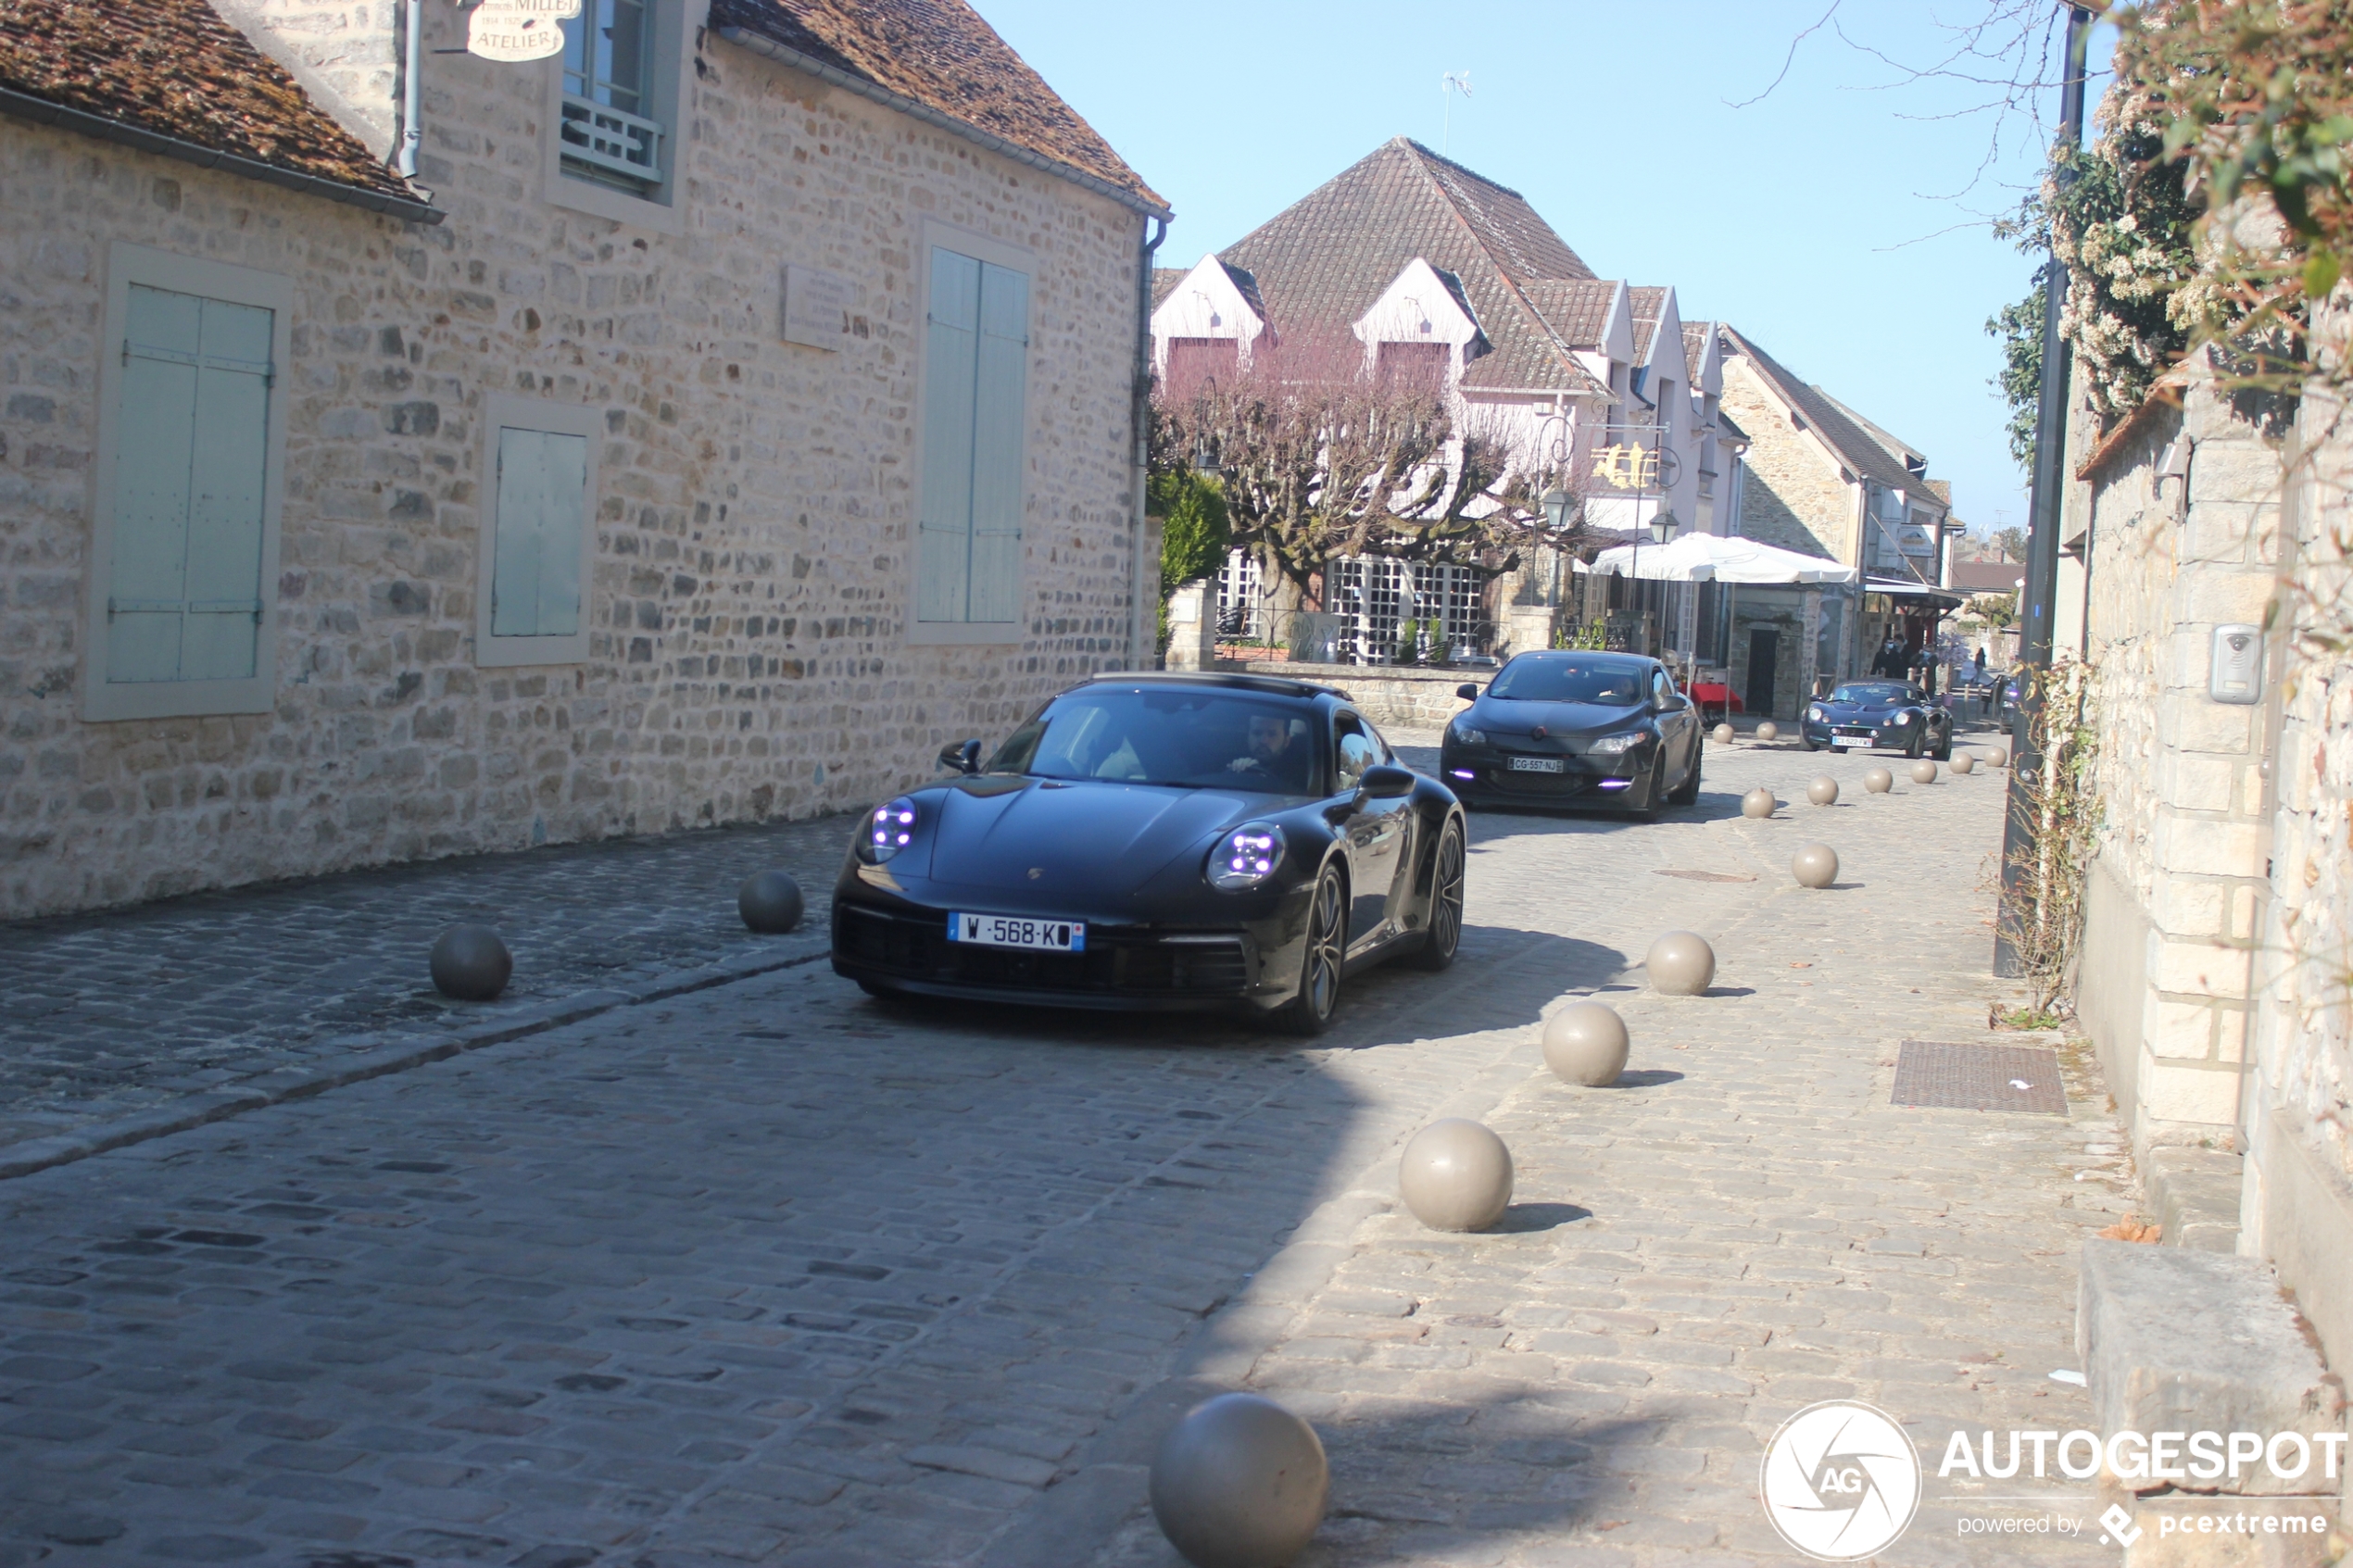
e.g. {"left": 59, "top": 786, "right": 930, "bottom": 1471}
{"left": 1374, "top": 340, "right": 1447, "bottom": 388}
{"left": 1164, "top": 336, "right": 1238, "bottom": 393}
{"left": 82, "top": 245, "right": 290, "bottom": 722}
{"left": 913, "top": 235, "right": 1031, "bottom": 641}
{"left": 1334, "top": 712, "right": 1378, "bottom": 791}
{"left": 545, "top": 0, "right": 689, "bottom": 228}
{"left": 475, "top": 395, "right": 601, "bottom": 668}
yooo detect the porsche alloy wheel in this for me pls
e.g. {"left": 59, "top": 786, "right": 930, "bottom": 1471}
{"left": 1281, "top": 865, "right": 1348, "bottom": 1035}
{"left": 1407, "top": 821, "right": 1465, "bottom": 972}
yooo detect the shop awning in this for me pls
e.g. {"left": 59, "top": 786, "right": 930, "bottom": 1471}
{"left": 1863, "top": 576, "right": 1965, "bottom": 609}
{"left": 1588, "top": 533, "right": 1859, "bottom": 585}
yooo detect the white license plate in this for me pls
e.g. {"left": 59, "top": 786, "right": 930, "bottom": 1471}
{"left": 1507, "top": 756, "right": 1565, "bottom": 773}
{"left": 948, "top": 912, "right": 1087, "bottom": 952}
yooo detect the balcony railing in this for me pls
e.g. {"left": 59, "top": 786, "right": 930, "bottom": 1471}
{"left": 560, "top": 95, "right": 662, "bottom": 185}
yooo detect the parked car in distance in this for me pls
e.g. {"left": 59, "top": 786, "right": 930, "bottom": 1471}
{"left": 1439, "top": 650, "right": 1704, "bottom": 817}
{"left": 830, "top": 671, "right": 1467, "bottom": 1035}
{"left": 1802, "top": 681, "right": 1954, "bottom": 759}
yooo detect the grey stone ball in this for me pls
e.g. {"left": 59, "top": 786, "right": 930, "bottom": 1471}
{"left": 1150, "top": 1393, "right": 1329, "bottom": 1568}
{"left": 1911, "top": 759, "right": 1940, "bottom": 784}
{"left": 1741, "top": 786, "right": 1777, "bottom": 819}
{"left": 1806, "top": 775, "right": 1839, "bottom": 807}
{"left": 1792, "top": 843, "right": 1840, "bottom": 889}
{"left": 1646, "top": 929, "right": 1717, "bottom": 996}
{"left": 1712, "top": 722, "right": 1735, "bottom": 746}
{"left": 1863, "top": 767, "right": 1894, "bottom": 794}
{"left": 430, "top": 923, "right": 511, "bottom": 1002}
{"left": 1982, "top": 746, "right": 2009, "bottom": 768}
{"left": 1542, "top": 1000, "right": 1629, "bottom": 1086}
{"left": 1950, "top": 752, "right": 1976, "bottom": 775}
{"left": 737, "top": 869, "right": 805, "bottom": 934}
{"left": 1755, "top": 720, "right": 1780, "bottom": 743}
{"left": 1397, "top": 1118, "right": 1514, "bottom": 1232}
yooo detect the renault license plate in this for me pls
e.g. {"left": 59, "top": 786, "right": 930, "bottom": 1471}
{"left": 948, "top": 913, "right": 1086, "bottom": 953}
{"left": 1507, "top": 756, "right": 1565, "bottom": 773}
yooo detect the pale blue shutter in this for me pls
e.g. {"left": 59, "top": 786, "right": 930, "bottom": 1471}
{"left": 967, "top": 262, "right": 1028, "bottom": 623}
{"left": 492, "top": 427, "right": 586, "bottom": 637}
{"left": 108, "top": 284, "right": 271, "bottom": 684}
{"left": 918, "top": 248, "right": 979, "bottom": 623}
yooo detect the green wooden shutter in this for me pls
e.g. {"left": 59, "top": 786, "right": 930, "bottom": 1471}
{"left": 492, "top": 427, "right": 587, "bottom": 637}
{"left": 918, "top": 248, "right": 980, "bottom": 623}
{"left": 967, "top": 262, "right": 1028, "bottom": 624}
{"left": 108, "top": 284, "right": 272, "bottom": 684}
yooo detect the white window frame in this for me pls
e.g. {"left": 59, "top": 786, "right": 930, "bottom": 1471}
{"left": 475, "top": 394, "right": 602, "bottom": 669}
{"left": 541, "top": 0, "right": 700, "bottom": 233}
{"left": 907, "top": 219, "right": 1034, "bottom": 647}
{"left": 82, "top": 243, "right": 291, "bottom": 723}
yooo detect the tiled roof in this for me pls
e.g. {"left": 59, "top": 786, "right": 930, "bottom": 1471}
{"left": 1949, "top": 559, "right": 2025, "bottom": 594}
{"left": 1716, "top": 408, "right": 1750, "bottom": 445}
{"left": 1151, "top": 268, "right": 1189, "bottom": 311}
{"left": 1681, "top": 320, "right": 1712, "bottom": 380}
{"left": 711, "top": 0, "right": 1163, "bottom": 210}
{"left": 1627, "top": 285, "right": 1667, "bottom": 358}
{"left": 0, "top": 0, "right": 422, "bottom": 206}
{"left": 1518, "top": 280, "right": 1619, "bottom": 352}
{"left": 1721, "top": 326, "right": 1922, "bottom": 494}
{"left": 1217, "top": 137, "right": 1608, "bottom": 397}
{"left": 1219, "top": 260, "right": 1269, "bottom": 327}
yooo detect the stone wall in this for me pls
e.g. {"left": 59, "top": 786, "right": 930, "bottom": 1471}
{"left": 2074, "top": 370, "right": 2276, "bottom": 1155}
{"left": 1721, "top": 358, "right": 1856, "bottom": 563}
{"left": 0, "top": 21, "right": 1147, "bottom": 917}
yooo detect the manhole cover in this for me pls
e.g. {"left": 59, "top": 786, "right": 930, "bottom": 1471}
{"left": 1655, "top": 869, "right": 1755, "bottom": 883}
{"left": 1892, "top": 1040, "right": 2068, "bottom": 1115}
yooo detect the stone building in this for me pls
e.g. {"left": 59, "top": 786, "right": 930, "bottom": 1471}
{"left": 0, "top": 0, "right": 1167, "bottom": 918}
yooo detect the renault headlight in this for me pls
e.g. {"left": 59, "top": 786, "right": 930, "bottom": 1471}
{"left": 1450, "top": 718, "right": 1486, "bottom": 746}
{"left": 1208, "top": 822, "right": 1285, "bottom": 891}
{"left": 857, "top": 797, "right": 919, "bottom": 863}
{"left": 1585, "top": 732, "right": 1643, "bottom": 755}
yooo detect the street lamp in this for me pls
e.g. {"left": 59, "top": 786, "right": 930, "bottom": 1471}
{"left": 1541, "top": 487, "right": 1572, "bottom": 534}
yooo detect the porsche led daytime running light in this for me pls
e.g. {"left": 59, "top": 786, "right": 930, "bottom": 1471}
{"left": 861, "top": 797, "right": 919, "bottom": 863}
{"left": 1208, "top": 822, "right": 1285, "bottom": 891}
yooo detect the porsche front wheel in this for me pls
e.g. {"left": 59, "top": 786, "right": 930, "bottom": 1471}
{"left": 1405, "top": 821, "right": 1465, "bottom": 972}
{"left": 1278, "top": 865, "right": 1349, "bottom": 1035}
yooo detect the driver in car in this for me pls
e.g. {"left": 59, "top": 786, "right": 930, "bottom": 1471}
{"left": 1228, "top": 713, "right": 1301, "bottom": 782}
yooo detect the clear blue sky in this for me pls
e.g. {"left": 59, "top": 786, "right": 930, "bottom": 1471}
{"left": 975, "top": 0, "right": 2117, "bottom": 541}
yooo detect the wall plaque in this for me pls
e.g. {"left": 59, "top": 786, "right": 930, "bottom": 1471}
{"left": 783, "top": 264, "right": 851, "bottom": 350}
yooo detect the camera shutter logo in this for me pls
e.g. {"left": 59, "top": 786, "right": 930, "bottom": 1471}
{"left": 1758, "top": 1399, "right": 1922, "bottom": 1560}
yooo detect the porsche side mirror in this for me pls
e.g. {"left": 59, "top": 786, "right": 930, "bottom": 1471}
{"left": 1454, "top": 683, "right": 1480, "bottom": 701}
{"left": 1360, "top": 763, "right": 1416, "bottom": 800}
{"left": 937, "top": 738, "right": 982, "bottom": 774}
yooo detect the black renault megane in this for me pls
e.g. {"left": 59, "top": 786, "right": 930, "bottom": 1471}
{"left": 1801, "top": 681, "right": 1955, "bottom": 759}
{"left": 1437, "top": 650, "right": 1704, "bottom": 815}
{"left": 830, "top": 671, "right": 1467, "bottom": 1034}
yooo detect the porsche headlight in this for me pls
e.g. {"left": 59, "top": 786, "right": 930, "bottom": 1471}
{"left": 1208, "top": 822, "right": 1285, "bottom": 891}
{"left": 857, "top": 796, "right": 919, "bottom": 863}
{"left": 1450, "top": 718, "right": 1486, "bottom": 746}
{"left": 1585, "top": 732, "right": 1644, "bottom": 756}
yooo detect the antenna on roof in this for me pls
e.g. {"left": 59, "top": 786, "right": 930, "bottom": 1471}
{"left": 1441, "top": 71, "right": 1472, "bottom": 157}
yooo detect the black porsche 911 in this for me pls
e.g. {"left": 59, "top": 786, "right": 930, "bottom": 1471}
{"left": 1436, "top": 650, "right": 1704, "bottom": 815}
{"left": 1801, "top": 681, "right": 1955, "bottom": 759}
{"left": 830, "top": 671, "right": 1468, "bottom": 1034}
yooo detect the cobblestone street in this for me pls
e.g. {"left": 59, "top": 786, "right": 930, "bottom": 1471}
{"left": 0, "top": 726, "right": 2134, "bottom": 1566}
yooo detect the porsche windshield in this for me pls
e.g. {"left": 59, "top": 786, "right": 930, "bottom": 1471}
{"left": 1486, "top": 658, "right": 1646, "bottom": 705}
{"left": 1829, "top": 683, "right": 1918, "bottom": 705}
{"left": 988, "top": 688, "right": 1324, "bottom": 793}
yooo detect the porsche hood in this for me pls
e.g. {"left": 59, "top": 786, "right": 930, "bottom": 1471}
{"left": 925, "top": 779, "right": 1272, "bottom": 888}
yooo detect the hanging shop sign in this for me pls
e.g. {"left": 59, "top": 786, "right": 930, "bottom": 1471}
{"left": 466, "top": 0, "right": 579, "bottom": 63}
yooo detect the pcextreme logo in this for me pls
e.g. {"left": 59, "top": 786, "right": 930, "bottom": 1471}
{"left": 1758, "top": 1399, "right": 1924, "bottom": 1561}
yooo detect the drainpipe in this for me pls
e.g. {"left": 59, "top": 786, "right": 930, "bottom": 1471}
{"left": 1129, "top": 211, "right": 1167, "bottom": 669}
{"left": 395, "top": 0, "right": 422, "bottom": 179}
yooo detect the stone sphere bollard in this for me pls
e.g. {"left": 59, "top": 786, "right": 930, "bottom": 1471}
{"left": 1792, "top": 843, "right": 1840, "bottom": 889}
{"left": 430, "top": 923, "right": 512, "bottom": 1002}
{"left": 1397, "top": 1119, "right": 1514, "bottom": 1232}
{"left": 1151, "top": 1392, "right": 1329, "bottom": 1568}
{"left": 1950, "top": 753, "right": 1976, "bottom": 776}
{"left": 1863, "top": 767, "right": 1894, "bottom": 794}
{"left": 1982, "top": 746, "right": 2009, "bottom": 769}
{"left": 1806, "top": 775, "right": 1839, "bottom": 807}
{"left": 1542, "top": 1000, "right": 1629, "bottom": 1086}
{"left": 1646, "top": 930, "right": 1717, "bottom": 996}
{"left": 1911, "top": 759, "right": 1939, "bottom": 784}
{"left": 1741, "top": 786, "right": 1777, "bottom": 819}
{"left": 1712, "top": 721, "right": 1735, "bottom": 746}
{"left": 737, "top": 869, "right": 805, "bottom": 934}
{"left": 1755, "top": 721, "right": 1780, "bottom": 743}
